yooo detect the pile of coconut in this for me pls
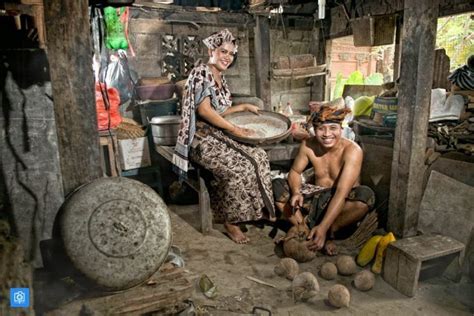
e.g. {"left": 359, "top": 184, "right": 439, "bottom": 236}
{"left": 274, "top": 255, "right": 376, "bottom": 309}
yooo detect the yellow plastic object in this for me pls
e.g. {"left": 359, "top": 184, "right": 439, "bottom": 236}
{"left": 371, "top": 232, "right": 396, "bottom": 274}
{"left": 356, "top": 235, "right": 383, "bottom": 267}
{"left": 353, "top": 96, "right": 375, "bottom": 116}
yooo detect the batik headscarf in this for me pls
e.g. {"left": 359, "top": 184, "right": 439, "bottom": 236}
{"left": 308, "top": 105, "right": 351, "bottom": 126}
{"left": 202, "top": 28, "right": 238, "bottom": 53}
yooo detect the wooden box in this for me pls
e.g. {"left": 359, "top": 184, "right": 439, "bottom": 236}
{"left": 383, "top": 234, "right": 464, "bottom": 297}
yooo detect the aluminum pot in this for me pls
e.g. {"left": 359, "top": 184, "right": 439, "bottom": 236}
{"left": 150, "top": 115, "right": 181, "bottom": 146}
{"left": 60, "top": 177, "right": 172, "bottom": 291}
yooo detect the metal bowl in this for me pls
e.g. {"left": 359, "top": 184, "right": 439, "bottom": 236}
{"left": 223, "top": 110, "right": 291, "bottom": 145}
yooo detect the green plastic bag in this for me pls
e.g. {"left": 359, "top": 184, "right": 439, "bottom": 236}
{"left": 353, "top": 96, "right": 375, "bottom": 116}
{"left": 104, "top": 7, "right": 128, "bottom": 50}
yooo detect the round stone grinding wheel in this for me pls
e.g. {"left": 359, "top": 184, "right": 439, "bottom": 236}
{"left": 60, "top": 177, "right": 172, "bottom": 291}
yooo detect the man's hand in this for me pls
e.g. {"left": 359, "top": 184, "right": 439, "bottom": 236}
{"left": 290, "top": 193, "right": 304, "bottom": 209}
{"left": 307, "top": 225, "right": 327, "bottom": 251}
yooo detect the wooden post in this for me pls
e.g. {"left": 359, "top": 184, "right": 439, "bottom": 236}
{"left": 254, "top": 15, "right": 272, "bottom": 110}
{"left": 388, "top": 0, "right": 439, "bottom": 237}
{"left": 310, "top": 24, "right": 327, "bottom": 101}
{"left": 43, "top": 0, "right": 101, "bottom": 195}
{"left": 198, "top": 169, "right": 212, "bottom": 235}
{"left": 393, "top": 14, "right": 402, "bottom": 80}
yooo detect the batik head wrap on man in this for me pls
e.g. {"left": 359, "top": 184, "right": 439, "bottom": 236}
{"left": 202, "top": 28, "right": 238, "bottom": 53}
{"left": 308, "top": 105, "right": 352, "bottom": 127}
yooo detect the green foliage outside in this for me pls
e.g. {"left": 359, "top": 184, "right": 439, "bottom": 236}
{"left": 436, "top": 13, "right": 474, "bottom": 71}
{"left": 332, "top": 71, "right": 384, "bottom": 100}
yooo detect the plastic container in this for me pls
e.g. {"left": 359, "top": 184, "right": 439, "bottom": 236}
{"left": 138, "top": 77, "right": 171, "bottom": 86}
{"left": 150, "top": 115, "right": 181, "bottom": 146}
{"left": 136, "top": 83, "right": 175, "bottom": 101}
{"left": 372, "top": 97, "right": 398, "bottom": 114}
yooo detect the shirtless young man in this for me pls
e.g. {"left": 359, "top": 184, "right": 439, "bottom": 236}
{"left": 273, "top": 105, "right": 375, "bottom": 255}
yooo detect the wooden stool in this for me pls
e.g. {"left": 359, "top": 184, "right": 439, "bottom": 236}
{"left": 99, "top": 131, "right": 120, "bottom": 177}
{"left": 155, "top": 145, "right": 212, "bottom": 235}
{"left": 383, "top": 234, "right": 465, "bottom": 297}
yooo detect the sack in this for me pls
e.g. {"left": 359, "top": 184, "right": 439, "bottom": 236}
{"left": 100, "top": 51, "right": 135, "bottom": 105}
{"left": 96, "top": 82, "right": 122, "bottom": 130}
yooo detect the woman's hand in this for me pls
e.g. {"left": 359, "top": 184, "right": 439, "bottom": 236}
{"left": 240, "top": 103, "right": 260, "bottom": 115}
{"left": 230, "top": 125, "right": 256, "bottom": 138}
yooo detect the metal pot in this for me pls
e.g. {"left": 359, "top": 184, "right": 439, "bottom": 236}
{"left": 150, "top": 115, "right": 180, "bottom": 146}
{"left": 60, "top": 177, "right": 172, "bottom": 291}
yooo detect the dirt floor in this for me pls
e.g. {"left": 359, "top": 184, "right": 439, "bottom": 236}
{"left": 168, "top": 204, "right": 474, "bottom": 316}
{"left": 32, "top": 203, "right": 474, "bottom": 315}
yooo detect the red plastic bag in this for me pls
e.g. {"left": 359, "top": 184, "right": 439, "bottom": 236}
{"left": 95, "top": 83, "right": 122, "bottom": 130}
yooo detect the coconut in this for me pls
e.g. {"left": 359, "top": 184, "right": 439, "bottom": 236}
{"left": 354, "top": 270, "right": 375, "bottom": 291}
{"left": 320, "top": 262, "right": 338, "bottom": 280}
{"left": 274, "top": 258, "right": 299, "bottom": 280}
{"left": 283, "top": 223, "right": 316, "bottom": 263}
{"left": 292, "top": 272, "right": 320, "bottom": 302}
{"left": 328, "top": 284, "right": 351, "bottom": 308}
{"left": 336, "top": 255, "right": 357, "bottom": 276}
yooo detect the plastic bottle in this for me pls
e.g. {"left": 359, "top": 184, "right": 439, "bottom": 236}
{"left": 277, "top": 101, "right": 284, "bottom": 114}
{"left": 283, "top": 101, "right": 294, "bottom": 116}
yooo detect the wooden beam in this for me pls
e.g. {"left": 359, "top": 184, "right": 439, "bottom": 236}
{"left": 326, "top": 0, "right": 473, "bottom": 39}
{"left": 309, "top": 25, "right": 327, "bottom": 101}
{"left": 393, "top": 14, "right": 402, "bottom": 80}
{"left": 388, "top": 0, "right": 439, "bottom": 237}
{"left": 43, "top": 0, "right": 101, "bottom": 195}
{"left": 340, "top": 0, "right": 472, "bottom": 18}
{"left": 130, "top": 7, "right": 255, "bottom": 27}
{"left": 254, "top": 15, "right": 272, "bottom": 110}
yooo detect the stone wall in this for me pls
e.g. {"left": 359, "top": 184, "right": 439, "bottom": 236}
{"left": 0, "top": 50, "right": 64, "bottom": 267}
{"left": 128, "top": 13, "right": 254, "bottom": 96}
{"left": 127, "top": 9, "right": 316, "bottom": 112}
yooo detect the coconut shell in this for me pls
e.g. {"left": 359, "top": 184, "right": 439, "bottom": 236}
{"left": 283, "top": 223, "right": 316, "bottom": 263}
{"left": 336, "top": 255, "right": 357, "bottom": 276}
{"left": 328, "top": 284, "right": 351, "bottom": 308}
{"left": 320, "top": 262, "right": 338, "bottom": 280}
{"left": 274, "top": 258, "right": 299, "bottom": 280}
{"left": 292, "top": 272, "right": 320, "bottom": 302}
{"left": 354, "top": 270, "right": 375, "bottom": 291}
{"left": 283, "top": 239, "right": 316, "bottom": 263}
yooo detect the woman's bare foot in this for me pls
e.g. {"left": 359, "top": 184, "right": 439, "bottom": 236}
{"left": 224, "top": 222, "right": 250, "bottom": 244}
{"left": 324, "top": 240, "right": 337, "bottom": 256}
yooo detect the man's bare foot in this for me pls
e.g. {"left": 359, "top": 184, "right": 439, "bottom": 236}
{"left": 224, "top": 222, "right": 250, "bottom": 244}
{"left": 324, "top": 240, "right": 337, "bottom": 256}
